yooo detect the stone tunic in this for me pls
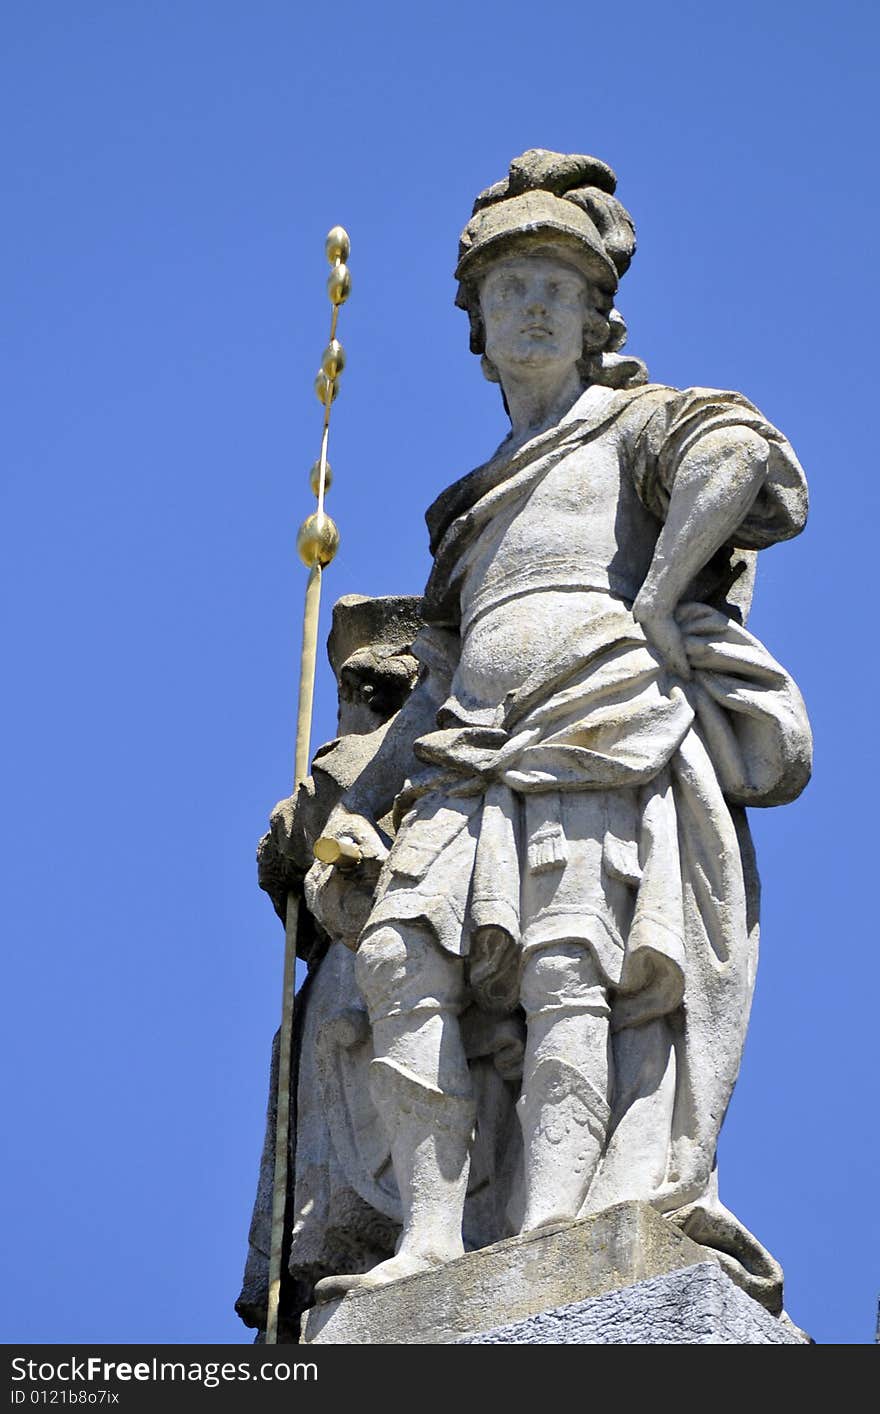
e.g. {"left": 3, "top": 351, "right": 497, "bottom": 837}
{"left": 367, "top": 383, "right": 807, "bottom": 1003}
{"left": 359, "top": 380, "right": 811, "bottom": 1309}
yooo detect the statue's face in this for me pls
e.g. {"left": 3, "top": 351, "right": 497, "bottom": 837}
{"left": 479, "top": 251, "right": 588, "bottom": 382}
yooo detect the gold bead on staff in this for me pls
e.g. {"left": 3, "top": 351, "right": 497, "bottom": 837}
{"left": 266, "top": 225, "right": 352, "bottom": 1348}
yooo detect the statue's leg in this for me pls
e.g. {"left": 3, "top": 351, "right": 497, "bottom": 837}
{"left": 314, "top": 923, "right": 474, "bottom": 1299}
{"left": 517, "top": 941, "right": 611, "bottom": 1232}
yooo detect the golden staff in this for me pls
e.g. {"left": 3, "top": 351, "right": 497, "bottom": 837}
{"left": 265, "top": 224, "right": 352, "bottom": 1346}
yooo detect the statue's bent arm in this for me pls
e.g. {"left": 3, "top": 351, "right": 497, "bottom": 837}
{"left": 633, "top": 425, "right": 769, "bottom": 676}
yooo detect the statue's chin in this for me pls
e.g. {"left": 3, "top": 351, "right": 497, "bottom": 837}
{"left": 494, "top": 353, "right": 580, "bottom": 390}
{"left": 499, "top": 344, "right": 564, "bottom": 367}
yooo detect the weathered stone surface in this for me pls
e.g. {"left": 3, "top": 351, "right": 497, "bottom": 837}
{"left": 458, "top": 1262, "right": 810, "bottom": 1345}
{"left": 241, "top": 149, "right": 813, "bottom": 1340}
{"left": 303, "top": 1202, "right": 709, "bottom": 1344}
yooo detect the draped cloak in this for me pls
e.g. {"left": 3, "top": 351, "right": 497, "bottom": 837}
{"left": 364, "top": 382, "right": 812, "bottom": 1311}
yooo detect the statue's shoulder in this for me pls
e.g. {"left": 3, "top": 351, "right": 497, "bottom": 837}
{"left": 613, "top": 380, "right": 739, "bottom": 426}
{"left": 628, "top": 383, "right": 808, "bottom": 548}
{"left": 624, "top": 382, "right": 777, "bottom": 424}
{"left": 591, "top": 381, "right": 679, "bottom": 451}
{"left": 615, "top": 382, "right": 796, "bottom": 458}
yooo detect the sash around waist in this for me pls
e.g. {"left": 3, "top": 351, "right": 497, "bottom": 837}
{"left": 460, "top": 561, "right": 641, "bottom": 633}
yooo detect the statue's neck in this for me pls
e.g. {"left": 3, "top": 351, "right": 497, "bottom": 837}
{"left": 500, "top": 365, "right": 586, "bottom": 442}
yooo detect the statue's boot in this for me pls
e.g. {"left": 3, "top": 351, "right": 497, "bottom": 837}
{"left": 517, "top": 1055, "right": 610, "bottom": 1232}
{"left": 313, "top": 1058, "right": 475, "bottom": 1302}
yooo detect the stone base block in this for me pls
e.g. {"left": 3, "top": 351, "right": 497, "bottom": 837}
{"left": 304, "top": 1200, "right": 733, "bottom": 1345}
{"left": 459, "top": 1262, "right": 809, "bottom": 1344}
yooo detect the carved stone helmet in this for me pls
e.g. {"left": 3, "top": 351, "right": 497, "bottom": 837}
{"left": 455, "top": 149, "right": 636, "bottom": 313}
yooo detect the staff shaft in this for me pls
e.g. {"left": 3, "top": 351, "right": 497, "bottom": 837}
{"left": 294, "top": 565, "right": 323, "bottom": 784}
{"left": 265, "top": 563, "right": 324, "bottom": 1345}
{"left": 263, "top": 221, "right": 349, "bottom": 1345}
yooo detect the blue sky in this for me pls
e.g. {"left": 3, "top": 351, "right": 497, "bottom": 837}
{"left": 3, "top": 1, "right": 877, "bottom": 1345}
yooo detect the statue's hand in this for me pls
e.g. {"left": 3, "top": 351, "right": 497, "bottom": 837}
{"left": 316, "top": 804, "right": 390, "bottom": 871}
{"left": 632, "top": 593, "right": 692, "bottom": 681}
{"left": 305, "top": 806, "right": 389, "bottom": 952}
{"left": 267, "top": 792, "right": 298, "bottom": 861}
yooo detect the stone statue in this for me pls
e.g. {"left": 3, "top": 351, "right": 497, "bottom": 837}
{"left": 247, "top": 148, "right": 812, "bottom": 1332}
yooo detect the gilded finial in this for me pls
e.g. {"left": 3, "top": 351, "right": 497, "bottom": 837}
{"left": 296, "top": 511, "right": 340, "bottom": 568}
{"left": 309, "top": 458, "right": 332, "bottom": 496}
{"left": 327, "top": 264, "right": 352, "bottom": 305}
{"left": 302, "top": 225, "right": 352, "bottom": 565}
{"left": 325, "top": 225, "right": 350, "bottom": 264}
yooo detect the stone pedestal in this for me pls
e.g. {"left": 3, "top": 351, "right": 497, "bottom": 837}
{"left": 302, "top": 1200, "right": 805, "bottom": 1345}
{"left": 459, "top": 1262, "right": 808, "bottom": 1344}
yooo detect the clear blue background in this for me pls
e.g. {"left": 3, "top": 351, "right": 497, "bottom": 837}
{"left": 3, "top": 1, "right": 877, "bottom": 1346}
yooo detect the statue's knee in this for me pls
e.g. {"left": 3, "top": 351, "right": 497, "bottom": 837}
{"left": 354, "top": 927, "right": 409, "bottom": 1012}
{"left": 355, "top": 925, "right": 464, "bottom": 1022}
{"left": 520, "top": 942, "right": 606, "bottom": 1018}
